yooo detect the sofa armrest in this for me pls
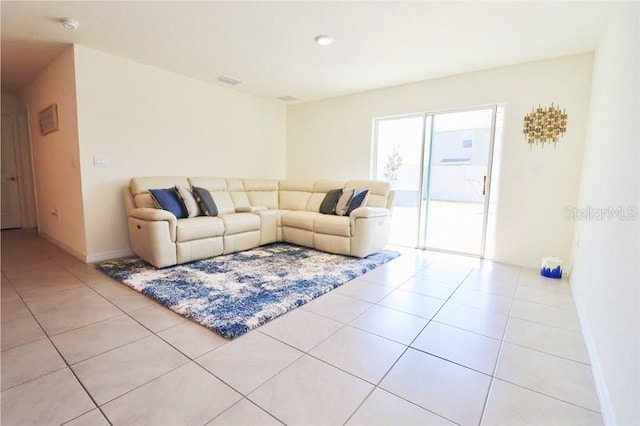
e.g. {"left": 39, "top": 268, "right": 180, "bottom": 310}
{"left": 349, "top": 207, "right": 391, "bottom": 218}
{"left": 128, "top": 208, "right": 177, "bottom": 242}
{"left": 349, "top": 207, "right": 391, "bottom": 232}
{"left": 235, "top": 206, "right": 267, "bottom": 213}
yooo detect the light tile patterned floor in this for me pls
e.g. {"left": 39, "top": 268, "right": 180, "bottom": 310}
{"left": 0, "top": 230, "right": 603, "bottom": 425}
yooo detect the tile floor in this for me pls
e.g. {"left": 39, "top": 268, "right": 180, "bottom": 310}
{"left": 1, "top": 230, "right": 603, "bottom": 425}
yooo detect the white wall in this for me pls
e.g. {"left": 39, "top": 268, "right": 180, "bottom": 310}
{"left": 73, "top": 45, "right": 287, "bottom": 261}
{"left": 570, "top": 4, "right": 639, "bottom": 424}
{"left": 21, "top": 47, "right": 87, "bottom": 258}
{"left": 287, "top": 54, "right": 593, "bottom": 267}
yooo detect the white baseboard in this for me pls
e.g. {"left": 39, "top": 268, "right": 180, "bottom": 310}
{"left": 491, "top": 256, "right": 540, "bottom": 270}
{"left": 39, "top": 231, "right": 86, "bottom": 262}
{"left": 38, "top": 231, "right": 133, "bottom": 264}
{"left": 571, "top": 281, "right": 614, "bottom": 425}
{"left": 85, "top": 248, "right": 134, "bottom": 264}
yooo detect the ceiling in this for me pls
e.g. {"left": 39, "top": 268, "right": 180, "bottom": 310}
{"left": 1, "top": 1, "right": 611, "bottom": 103}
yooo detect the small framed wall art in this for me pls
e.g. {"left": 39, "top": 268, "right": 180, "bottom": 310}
{"left": 39, "top": 104, "right": 59, "bottom": 135}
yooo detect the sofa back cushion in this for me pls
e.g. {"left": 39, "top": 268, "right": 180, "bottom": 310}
{"left": 192, "top": 186, "right": 219, "bottom": 216}
{"left": 305, "top": 180, "right": 345, "bottom": 212}
{"left": 319, "top": 189, "right": 343, "bottom": 215}
{"left": 226, "top": 179, "right": 251, "bottom": 210}
{"left": 344, "top": 189, "right": 370, "bottom": 216}
{"left": 149, "top": 188, "right": 189, "bottom": 218}
{"left": 188, "top": 177, "right": 234, "bottom": 214}
{"left": 176, "top": 185, "right": 201, "bottom": 218}
{"left": 243, "top": 179, "right": 279, "bottom": 210}
{"left": 344, "top": 180, "right": 390, "bottom": 208}
{"left": 279, "top": 180, "right": 314, "bottom": 211}
{"left": 130, "top": 176, "right": 190, "bottom": 209}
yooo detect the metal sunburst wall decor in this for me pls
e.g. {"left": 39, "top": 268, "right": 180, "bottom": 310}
{"left": 523, "top": 103, "right": 568, "bottom": 147}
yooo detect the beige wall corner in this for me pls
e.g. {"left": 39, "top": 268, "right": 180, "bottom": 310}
{"left": 570, "top": 4, "right": 640, "bottom": 424}
{"left": 20, "top": 46, "right": 87, "bottom": 259}
{"left": 72, "top": 45, "right": 287, "bottom": 260}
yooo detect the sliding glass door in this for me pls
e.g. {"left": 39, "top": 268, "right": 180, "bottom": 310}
{"left": 374, "top": 106, "right": 498, "bottom": 257}
{"left": 373, "top": 114, "right": 425, "bottom": 247}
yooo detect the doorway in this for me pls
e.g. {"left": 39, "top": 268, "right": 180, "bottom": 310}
{"left": 1, "top": 114, "right": 23, "bottom": 229}
{"left": 373, "top": 105, "right": 502, "bottom": 257}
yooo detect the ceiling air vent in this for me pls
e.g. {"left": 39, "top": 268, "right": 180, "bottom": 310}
{"left": 217, "top": 75, "right": 242, "bottom": 86}
{"left": 278, "top": 95, "right": 299, "bottom": 102}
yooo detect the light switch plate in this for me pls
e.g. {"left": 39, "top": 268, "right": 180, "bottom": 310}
{"left": 93, "top": 156, "right": 109, "bottom": 167}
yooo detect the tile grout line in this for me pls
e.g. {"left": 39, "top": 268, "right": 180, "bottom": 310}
{"left": 491, "top": 376, "right": 604, "bottom": 415}
{"left": 46, "top": 257, "right": 222, "bottom": 419}
{"left": 25, "top": 243, "right": 130, "bottom": 426}
{"left": 0, "top": 345, "right": 69, "bottom": 393}
{"left": 203, "top": 396, "right": 285, "bottom": 426}
{"left": 5, "top": 240, "right": 203, "bottom": 424}
{"left": 480, "top": 268, "right": 601, "bottom": 420}
{"left": 2, "top": 274, "right": 115, "bottom": 426}
{"left": 477, "top": 265, "right": 521, "bottom": 425}
{"left": 494, "top": 339, "right": 592, "bottom": 367}
{"left": 241, "top": 267, "right": 432, "bottom": 425}
{"left": 342, "top": 265, "right": 475, "bottom": 426}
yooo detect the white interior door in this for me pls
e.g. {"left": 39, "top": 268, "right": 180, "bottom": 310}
{"left": 2, "top": 115, "right": 23, "bottom": 229}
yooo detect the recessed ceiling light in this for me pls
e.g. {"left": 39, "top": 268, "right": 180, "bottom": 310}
{"left": 278, "top": 95, "right": 299, "bottom": 102}
{"left": 60, "top": 18, "right": 79, "bottom": 30}
{"left": 217, "top": 75, "right": 242, "bottom": 86}
{"left": 314, "top": 35, "right": 333, "bottom": 46}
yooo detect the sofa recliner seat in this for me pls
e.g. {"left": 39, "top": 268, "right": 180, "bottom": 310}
{"left": 124, "top": 177, "right": 394, "bottom": 268}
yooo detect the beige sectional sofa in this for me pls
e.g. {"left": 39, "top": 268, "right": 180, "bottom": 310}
{"left": 123, "top": 177, "right": 394, "bottom": 268}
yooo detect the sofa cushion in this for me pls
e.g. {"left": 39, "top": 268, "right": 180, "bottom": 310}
{"left": 131, "top": 177, "right": 190, "bottom": 209}
{"left": 314, "top": 214, "right": 351, "bottom": 237}
{"left": 188, "top": 177, "right": 227, "bottom": 191}
{"left": 226, "top": 179, "right": 251, "bottom": 210}
{"left": 276, "top": 210, "right": 291, "bottom": 227}
{"left": 344, "top": 180, "right": 390, "bottom": 208}
{"left": 280, "top": 211, "right": 317, "bottom": 231}
{"left": 192, "top": 186, "right": 219, "bottom": 216}
{"left": 133, "top": 193, "right": 157, "bottom": 209}
{"left": 280, "top": 191, "right": 312, "bottom": 211}
{"left": 209, "top": 192, "right": 235, "bottom": 215}
{"left": 305, "top": 180, "right": 345, "bottom": 212}
{"left": 176, "top": 185, "right": 201, "bottom": 218}
{"left": 319, "top": 188, "right": 343, "bottom": 215}
{"left": 176, "top": 217, "right": 224, "bottom": 242}
{"left": 335, "top": 189, "right": 354, "bottom": 216}
{"left": 244, "top": 179, "right": 279, "bottom": 210}
{"left": 345, "top": 189, "right": 370, "bottom": 216}
{"left": 188, "top": 177, "right": 234, "bottom": 214}
{"left": 149, "top": 188, "right": 188, "bottom": 219}
{"left": 279, "top": 180, "right": 314, "bottom": 211}
{"left": 219, "top": 213, "right": 261, "bottom": 235}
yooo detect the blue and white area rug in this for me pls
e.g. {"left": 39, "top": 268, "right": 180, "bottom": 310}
{"left": 96, "top": 244, "right": 399, "bottom": 339}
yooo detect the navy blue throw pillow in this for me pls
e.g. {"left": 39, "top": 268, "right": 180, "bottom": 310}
{"left": 344, "top": 189, "right": 370, "bottom": 216}
{"left": 149, "top": 188, "right": 188, "bottom": 219}
{"left": 192, "top": 186, "right": 218, "bottom": 216}
{"left": 319, "top": 188, "right": 343, "bottom": 215}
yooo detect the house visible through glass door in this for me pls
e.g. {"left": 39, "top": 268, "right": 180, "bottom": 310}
{"left": 373, "top": 106, "right": 498, "bottom": 257}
